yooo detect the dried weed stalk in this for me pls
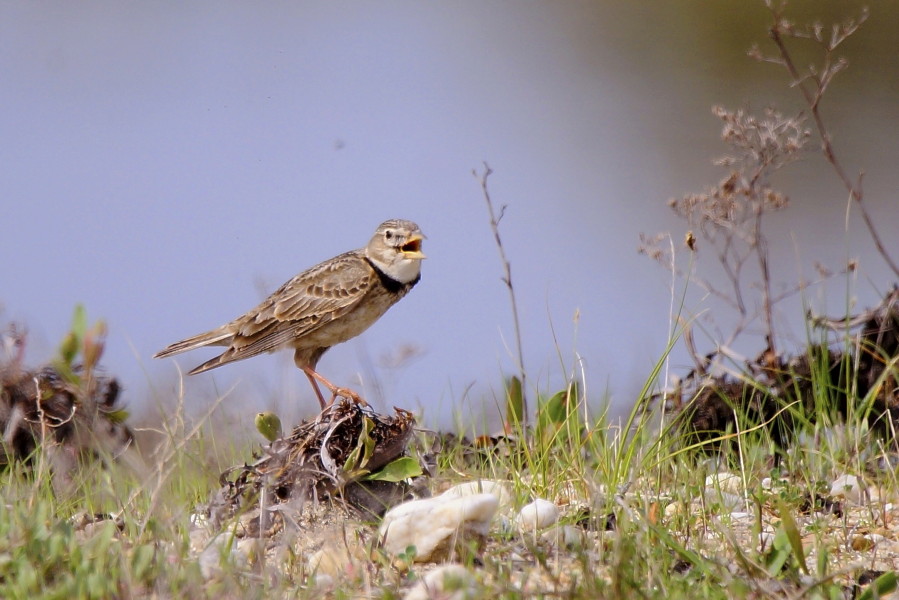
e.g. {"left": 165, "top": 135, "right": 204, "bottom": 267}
{"left": 640, "top": 106, "right": 810, "bottom": 368}
{"left": 475, "top": 163, "right": 529, "bottom": 426}
{"left": 641, "top": 2, "right": 888, "bottom": 374}
{"left": 751, "top": 2, "right": 898, "bottom": 277}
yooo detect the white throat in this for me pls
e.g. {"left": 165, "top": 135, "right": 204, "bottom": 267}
{"left": 368, "top": 253, "right": 421, "bottom": 284}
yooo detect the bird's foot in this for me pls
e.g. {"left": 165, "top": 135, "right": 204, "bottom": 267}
{"left": 303, "top": 366, "right": 369, "bottom": 408}
{"left": 330, "top": 386, "right": 369, "bottom": 407}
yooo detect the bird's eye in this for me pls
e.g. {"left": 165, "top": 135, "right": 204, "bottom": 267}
{"left": 384, "top": 230, "right": 393, "bottom": 240}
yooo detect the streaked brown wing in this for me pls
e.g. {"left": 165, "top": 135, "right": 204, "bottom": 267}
{"left": 223, "top": 251, "right": 375, "bottom": 359}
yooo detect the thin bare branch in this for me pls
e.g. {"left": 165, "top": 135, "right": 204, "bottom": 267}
{"left": 474, "top": 163, "right": 529, "bottom": 426}
{"left": 766, "top": 5, "right": 898, "bottom": 278}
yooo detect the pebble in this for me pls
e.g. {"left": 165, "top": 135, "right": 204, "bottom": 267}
{"left": 705, "top": 472, "right": 743, "bottom": 495}
{"left": 379, "top": 491, "right": 499, "bottom": 562}
{"left": 702, "top": 489, "right": 745, "bottom": 512}
{"left": 830, "top": 474, "right": 864, "bottom": 504}
{"left": 403, "top": 564, "right": 477, "bottom": 600}
{"left": 440, "top": 480, "right": 513, "bottom": 513}
{"left": 515, "top": 499, "right": 559, "bottom": 532}
{"left": 540, "top": 525, "right": 584, "bottom": 550}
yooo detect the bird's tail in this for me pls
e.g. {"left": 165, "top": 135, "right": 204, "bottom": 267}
{"left": 185, "top": 351, "right": 234, "bottom": 375}
{"left": 153, "top": 327, "right": 233, "bottom": 360}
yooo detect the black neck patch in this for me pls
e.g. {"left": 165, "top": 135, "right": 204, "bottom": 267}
{"left": 365, "top": 257, "right": 420, "bottom": 295}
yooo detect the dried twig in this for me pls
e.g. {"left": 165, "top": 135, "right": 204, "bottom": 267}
{"left": 641, "top": 107, "right": 810, "bottom": 369}
{"left": 474, "top": 163, "right": 528, "bottom": 426}
{"left": 757, "top": 3, "right": 898, "bottom": 278}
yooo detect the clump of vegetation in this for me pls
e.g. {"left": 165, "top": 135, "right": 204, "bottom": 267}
{"left": 0, "top": 305, "right": 134, "bottom": 489}
{"left": 640, "top": 2, "right": 898, "bottom": 459}
{"left": 208, "top": 398, "right": 421, "bottom": 529}
{"left": 672, "top": 287, "right": 899, "bottom": 455}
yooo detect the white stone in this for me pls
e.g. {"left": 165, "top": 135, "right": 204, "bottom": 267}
{"left": 702, "top": 489, "right": 744, "bottom": 512}
{"left": 440, "top": 480, "right": 513, "bottom": 512}
{"left": 540, "top": 525, "right": 584, "bottom": 550}
{"left": 515, "top": 499, "right": 559, "bottom": 532}
{"left": 664, "top": 499, "right": 711, "bottom": 518}
{"left": 379, "top": 492, "right": 498, "bottom": 561}
{"left": 705, "top": 472, "right": 743, "bottom": 495}
{"left": 830, "top": 474, "right": 864, "bottom": 504}
{"left": 403, "top": 564, "right": 477, "bottom": 600}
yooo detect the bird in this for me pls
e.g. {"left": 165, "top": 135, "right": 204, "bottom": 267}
{"left": 154, "top": 219, "right": 425, "bottom": 408}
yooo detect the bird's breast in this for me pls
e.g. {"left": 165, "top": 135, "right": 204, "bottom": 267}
{"left": 294, "top": 280, "right": 412, "bottom": 350}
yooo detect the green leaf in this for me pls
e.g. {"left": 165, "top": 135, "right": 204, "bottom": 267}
{"left": 542, "top": 382, "right": 578, "bottom": 425}
{"left": 776, "top": 497, "right": 808, "bottom": 574}
{"left": 360, "top": 416, "right": 376, "bottom": 463}
{"left": 343, "top": 416, "right": 376, "bottom": 473}
{"left": 58, "top": 332, "right": 79, "bottom": 366}
{"left": 765, "top": 528, "right": 792, "bottom": 576}
{"left": 363, "top": 457, "right": 422, "bottom": 482}
{"left": 542, "top": 389, "right": 569, "bottom": 424}
{"left": 857, "top": 571, "right": 898, "bottom": 600}
{"left": 70, "top": 304, "right": 87, "bottom": 345}
{"left": 504, "top": 375, "right": 524, "bottom": 427}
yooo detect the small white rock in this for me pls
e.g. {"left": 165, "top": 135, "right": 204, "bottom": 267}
{"left": 704, "top": 473, "right": 746, "bottom": 512}
{"left": 705, "top": 472, "right": 743, "bottom": 495}
{"left": 515, "top": 499, "right": 559, "bottom": 532}
{"left": 830, "top": 474, "right": 864, "bottom": 504}
{"left": 540, "top": 525, "right": 584, "bottom": 550}
{"left": 441, "top": 480, "right": 513, "bottom": 513}
{"left": 379, "top": 493, "right": 498, "bottom": 561}
{"left": 404, "top": 564, "right": 477, "bottom": 600}
{"left": 702, "top": 489, "right": 744, "bottom": 512}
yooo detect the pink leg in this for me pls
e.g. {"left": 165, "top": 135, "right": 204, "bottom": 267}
{"left": 302, "top": 366, "right": 366, "bottom": 407}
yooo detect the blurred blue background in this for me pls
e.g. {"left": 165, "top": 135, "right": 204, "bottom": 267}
{"left": 2, "top": 2, "right": 897, "bottom": 435}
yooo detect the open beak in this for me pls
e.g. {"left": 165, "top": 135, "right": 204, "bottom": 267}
{"left": 401, "top": 234, "right": 427, "bottom": 259}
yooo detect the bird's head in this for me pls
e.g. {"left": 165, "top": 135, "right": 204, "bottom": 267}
{"left": 365, "top": 219, "right": 426, "bottom": 283}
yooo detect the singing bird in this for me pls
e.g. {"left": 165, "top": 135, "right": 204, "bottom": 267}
{"left": 154, "top": 219, "right": 425, "bottom": 407}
